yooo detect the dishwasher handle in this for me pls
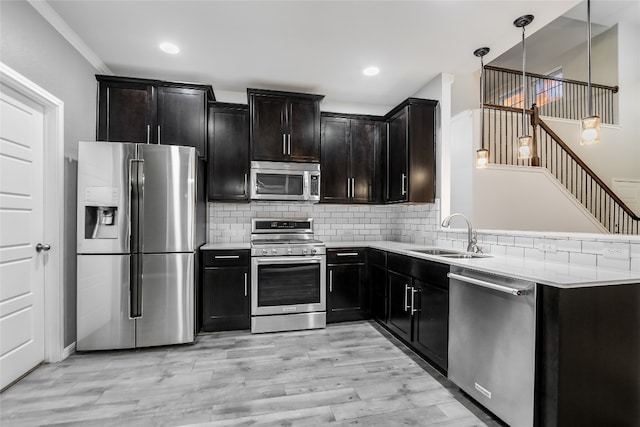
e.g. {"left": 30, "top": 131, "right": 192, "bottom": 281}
{"left": 447, "top": 272, "right": 530, "bottom": 296}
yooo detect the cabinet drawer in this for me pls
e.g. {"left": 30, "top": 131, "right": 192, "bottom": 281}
{"left": 202, "top": 249, "right": 249, "bottom": 268}
{"left": 367, "top": 249, "right": 387, "bottom": 267}
{"left": 327, "top": 248, "right": 366, "bottom": 264}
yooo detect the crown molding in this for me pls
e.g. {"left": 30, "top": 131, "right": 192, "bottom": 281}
{"left": 27, "top": 0, "right": 113, "bottom": 75}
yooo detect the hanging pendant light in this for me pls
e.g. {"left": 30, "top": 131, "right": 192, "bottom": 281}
{"left": 581, "top": 0, "right": 601, "bottom": 145}
{"left": 475, "top": 47, "right": 491, "bottom": 169}
{"left": 514, "top": 14, "right": 534, "bottom": 161}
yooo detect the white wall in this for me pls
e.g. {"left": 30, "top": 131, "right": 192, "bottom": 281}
{"left": 0, "top": 1, "right": 98, "bottom": 347}
{"left": 411, "top": 73, "right": 454, "bottom": 216}
{"left": 473, "top": 165, "right": 606, "bottom": 233}
{"left": 541, "top": 117, "right": 638, "bottom": 183}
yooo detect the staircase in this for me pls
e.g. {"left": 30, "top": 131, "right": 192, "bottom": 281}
{"left": 481, "top": 66, "right": 639, "bottom": 234}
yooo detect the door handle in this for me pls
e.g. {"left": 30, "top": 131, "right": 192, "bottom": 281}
{"left": 401, "top": 173, "right": 407, "bottom": 196}
{"left": 347, "top": 178, "right": 351, "bottom": 198}
{"left": 404, "top": 284, "right": 410, "bottom": 311}
{"left": 244, "top": 173, "right": 248, "bottom": 196}
{"left": 329, "top": 270, "right": 333, "bottom": 292}
{"left": 351, "top": 178, "right": 355, "bottom": 198}
{"left": 244, "top": 272, "right": 248, "bottom": 297}
{"left": 35, "top": 243, "right": 51, "bottom": 252}
{"left": 146, "top": 125, "right": 150, "bottom": 144}
{"left": 410, "top": 288, "right": 418, "bottom": 315}
{"left": 282, "top": 134, "right": 287, "bottom": 155}
{"left": 157, "top": 125, "right": 161, "bottom": 144}
{"left": 287, "top": 134, "right": 291, "bottom": 155}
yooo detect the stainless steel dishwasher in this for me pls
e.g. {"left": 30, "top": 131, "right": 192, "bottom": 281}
{"left": 448, "top": 267, "right": 536, "bottom": 427}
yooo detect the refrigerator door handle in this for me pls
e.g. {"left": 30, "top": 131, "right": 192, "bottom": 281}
{"left": 130, "top": 159, "right": 145, "bottom": 253}
{"left": 130, "top": 254, "right": 142, "bottom": 319}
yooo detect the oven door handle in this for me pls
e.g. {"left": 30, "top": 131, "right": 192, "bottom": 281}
{"left": 253, "top": 256, "right": 324, "bottom": 264}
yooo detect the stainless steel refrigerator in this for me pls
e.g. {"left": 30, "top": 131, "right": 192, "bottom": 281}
{"left": 76, "top": 141, "right": 203, "bottom": 351}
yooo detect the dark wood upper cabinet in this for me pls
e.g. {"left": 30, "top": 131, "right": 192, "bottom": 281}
{"left": 385, "top": 98, "right": 438, "bottom": 203}
{"left": 207, "top": 103, "right": 249, "bottom": 201}
{"left": 248, "top": 89, "right": 324, "bottom": 162}
{"left": 157, "top": 86, "right": 207, "bottom": 156}
{"left": 96, "top": 75, "right": 214, "bottom": 157}
{"left": 97, "top": 79, "right": 153, "bottom": 143}
{"left": 320, "top": 113, "right": 383, "bottom": 204}
{"left": 320, "top": 116, "right": 350, "bottom": 202}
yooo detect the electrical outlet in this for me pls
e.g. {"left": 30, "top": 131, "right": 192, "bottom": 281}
{"left": 543, "top": 241, "right": 557, "bottom": 253}
{"left": 603, "top": 247, "right": 629, "bottom": 259}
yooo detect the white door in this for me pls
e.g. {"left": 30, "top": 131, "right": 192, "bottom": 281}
{"left": 0, "top": 83, "right": 45, "bottom": 390}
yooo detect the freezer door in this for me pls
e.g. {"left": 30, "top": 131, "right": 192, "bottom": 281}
{"left": 135, "top": 253, "right": 195, "bottom": 347}
{"left": 76, "top": 254, "right": 135, "bottom": 350}
{"left": 77, "top": 141, "right": 136, "bottom": 254}
{"left": 138, "top": 144, "right": 196, "bottom": 253}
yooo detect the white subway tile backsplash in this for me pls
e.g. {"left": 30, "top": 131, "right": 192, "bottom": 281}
{"left": 497, "top": 235, "right": 515, "bottom": 246}
{"left": 545, "top": 251, "right": 569, "bottom": 263}
{"left": 569, "top": 252, "right": 597, "bottom": 267}
{"left": 207, "top": 201, "right": 638, "bottom": 273}
{"left": 556, "top": 239, "right": 582, "bottom": 253}
{"left": 581, "top": 240, "right": 604, "bottom": 255}
{"left": 597, "top": 256, "right": 631, "bottom": 271}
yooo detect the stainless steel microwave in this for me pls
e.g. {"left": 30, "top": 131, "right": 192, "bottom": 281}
{"left": 250, "top": 161, "right": 320, "bottom": 202}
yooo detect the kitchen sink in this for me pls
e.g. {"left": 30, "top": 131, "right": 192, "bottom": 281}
{"left": 409, "top": 248, "right": 491, "bottom": 259}
{"left": 410, "top": 249, "right": 464, "bottom": 256}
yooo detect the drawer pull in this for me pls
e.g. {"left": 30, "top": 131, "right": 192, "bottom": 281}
{"left": 214, "top": 255, "right": 240, "bottom": 259}
{"left": 336, "top": 252, "right": 359, "bottom": 257}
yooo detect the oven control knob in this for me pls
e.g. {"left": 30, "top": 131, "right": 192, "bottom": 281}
{"left": 262, "top": 249, "right": 268, "bottom": 255}
{"left": 271, "top": 249, "right": 277, "bottom": 255}
{"left": 302, "top": 248, "right": 307, "bottom": 255}
{"left": 311, "top": 248, "right": 318, "bottom": 255}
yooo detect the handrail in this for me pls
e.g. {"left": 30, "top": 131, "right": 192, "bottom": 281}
{"left": 532, "top": 107, "right": 640, "bottom": 221}
{"left": 482, "top": 102, "right": 640, "bottom": 232}
{"left": 484, "top": 65, "right": 619, "bottom": 93}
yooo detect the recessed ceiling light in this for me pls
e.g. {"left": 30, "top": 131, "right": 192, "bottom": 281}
{"left": 363, "top": 66, "right": 380, "bottom": 76}
{"left": 159, "top": 42, "right": 180, "bottom": 54}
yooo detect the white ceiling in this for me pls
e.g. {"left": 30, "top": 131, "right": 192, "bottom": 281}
{"left": 44, "top": 0, "right": 597, "bottom": 111}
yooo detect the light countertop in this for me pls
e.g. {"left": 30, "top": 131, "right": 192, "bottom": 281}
{"left": 202, "top": 240, "right": 640, "bottom": 288}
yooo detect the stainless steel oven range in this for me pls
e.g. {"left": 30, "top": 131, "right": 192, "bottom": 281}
{"left": 250, "top": 218, "right": 326, "bottom": 333}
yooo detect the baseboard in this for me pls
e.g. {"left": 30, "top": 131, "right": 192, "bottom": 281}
{"left": 61, "top": 342, "right": 76, "bottom": 360}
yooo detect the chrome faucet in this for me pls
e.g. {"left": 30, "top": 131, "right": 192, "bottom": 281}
{"left": 441, "top": 213, "right": 482, "bottom": 253}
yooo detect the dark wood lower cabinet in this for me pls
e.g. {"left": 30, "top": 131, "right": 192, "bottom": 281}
{"left": 384, "top": 254, "right": 449, "bottom": 373}
{"left": 387, "top": 271, "right": 413, "bottom": 343}
{"left": 368, "top": 249, "right": 387, "bottom": 323}
{"left": 536, "top": 283, "right": 640, "bottom": 427}
{"left": 413, "top": 279, "right": 448, "bottom": 371}
{"left": 326, "top": 248, "right": 369, "bottom": 323}
{"left": 201, "top": 250, "right": 250, "bottom": 332}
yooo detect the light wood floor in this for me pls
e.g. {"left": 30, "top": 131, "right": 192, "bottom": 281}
{"left": 0, "top": 321, "right": 502, "bottom": 426}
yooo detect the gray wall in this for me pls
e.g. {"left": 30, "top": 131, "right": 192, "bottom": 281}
{"left": 1, "top": 1, "right": 98, "bottom": 347}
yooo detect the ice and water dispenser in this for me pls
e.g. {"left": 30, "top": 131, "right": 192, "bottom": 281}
{"left": 83, "top": 186, "right": 119, "bottom": 239}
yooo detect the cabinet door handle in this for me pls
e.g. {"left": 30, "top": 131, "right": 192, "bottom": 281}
{"left": 146, "top": 125, "right": 150, "bottom": 144}
{"left": 157, "top": 125, "right": 161, "bottom": 144}
{"left": 329, "top": 270, "right": 333, "bottom": 292}
{"left": 346, "top": 178, "right": 350, "bottom": 198}
{"left": 404, "top": 284, "right": 410, "bottom": 311}
{"left": 336, "top": 252, "right": 359, "bottom": 257}
{"left": 287, "top": 134, "right": 291, "bottom": 155}
{"left": 351, "top": 178, "right": 355, "bottom": 198}
{"left": 214, "top": 255, "right": 240, "bottom": 259}
{"left": 410, "top": 288, "right": 418, "bottom": 315}
{"left": 244, "top": 173, "right": 248, "bottom": 196}
{"left": 282, "top": 134, "right": 287, "bottom": 155}
{"left": 244, "top": 272, "right": 248, "bottom": 297}
{"left": 401, "top": 173, "right": 406, "bottom": 196}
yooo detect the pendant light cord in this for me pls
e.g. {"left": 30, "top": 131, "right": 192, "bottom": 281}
{"left": 587, "top": 0, "right": 593, "bottom": 116}
{"left": 480, "top": 56, "right": 485, "bottom": 150}
{"left": 522, "top": 25, "right": 527, "bottom": 133}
